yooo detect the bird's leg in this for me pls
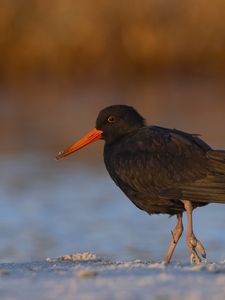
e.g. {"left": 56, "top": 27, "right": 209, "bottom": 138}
{"left": 182, "top": 200, "right": 206, "bottom": 264}
{"left": 163, "top": 213, "right": 183, "bottom": 264}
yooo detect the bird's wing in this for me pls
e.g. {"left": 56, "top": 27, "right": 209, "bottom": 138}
{"left": 181, "top": 150, "right": 225, "bottom": 203}
{"left": 108, "top": 127, "right": 211, "bottom": 200}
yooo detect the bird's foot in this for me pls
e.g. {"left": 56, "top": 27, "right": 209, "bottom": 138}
{"left": 163, "top": 228, "right": 183, "bottom": 265}
{"left": 187, "top": 234, "right": 206, "bottom": 264}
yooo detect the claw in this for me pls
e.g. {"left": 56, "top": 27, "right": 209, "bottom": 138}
{"left": 190, "top": 253, "right": 196, "bottom": 264}
{"left": 189, "top": 250, "right": 201, "bottom": 264}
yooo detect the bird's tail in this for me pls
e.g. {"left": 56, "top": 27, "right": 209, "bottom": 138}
{"left": 182, "top": 150, "right": 225, "bottom": 204}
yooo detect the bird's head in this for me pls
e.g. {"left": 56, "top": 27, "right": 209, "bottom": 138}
{"left": 55, "top": 105, "right": 145, "bottom": 160}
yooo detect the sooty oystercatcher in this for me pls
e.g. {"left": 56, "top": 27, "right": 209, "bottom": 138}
{"left": 56, "top": 105, "right": 225, "bottom": 264}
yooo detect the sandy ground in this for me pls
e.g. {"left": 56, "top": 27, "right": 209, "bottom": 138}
{"left": 0, "top": 252, "right": 225, "bottom": 300}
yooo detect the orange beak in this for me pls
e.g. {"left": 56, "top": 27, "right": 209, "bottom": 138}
{"left": 55, "top": 128, "right": 103, "bottom": 160}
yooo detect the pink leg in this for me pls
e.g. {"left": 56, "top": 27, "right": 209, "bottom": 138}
{"left": 164, "top": 213, "right": 183, "bottom": 264}
{"left": 182, "top": 200, "right": 206, "bottom": 264}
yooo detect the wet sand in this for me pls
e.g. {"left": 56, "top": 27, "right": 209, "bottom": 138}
{"left": 1, "top": 252, "right": 225, "bottom": 300}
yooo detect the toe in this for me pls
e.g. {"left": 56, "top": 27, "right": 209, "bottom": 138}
{"left": 196, "top": 240, "right": 206, "bottom": 258}
{"left": 188, "top": 246, "right": 202, "bottom": 264}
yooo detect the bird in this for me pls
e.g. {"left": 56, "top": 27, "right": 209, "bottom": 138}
{"left": 56, "top": 104, "right": 225, "bottom": 264}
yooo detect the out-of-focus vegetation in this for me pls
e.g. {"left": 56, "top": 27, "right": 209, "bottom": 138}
{"left": 1, "top": 0, "right": 225, "bottom": 154}
{"left": 1, "top": 0, "right": 225, "bottom": 83}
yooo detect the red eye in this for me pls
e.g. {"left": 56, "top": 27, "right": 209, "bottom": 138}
{"left": 107, "top": 115, "right": 116, "bottom": 123}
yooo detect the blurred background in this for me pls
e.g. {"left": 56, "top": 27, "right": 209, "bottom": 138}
{"left": 0, "top": 0, "right": 225, "bottom": 263}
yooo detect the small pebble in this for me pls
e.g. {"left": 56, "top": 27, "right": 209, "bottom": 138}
{"left": 0, "top": 270, "right": 10, "bottom": 276}
{"left": 77, "top": 270, "right": 98, "bottom": 278}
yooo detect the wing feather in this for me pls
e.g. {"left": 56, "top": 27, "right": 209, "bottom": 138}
{"left": 105, "top": 127, "right": 209, "bottom": 198}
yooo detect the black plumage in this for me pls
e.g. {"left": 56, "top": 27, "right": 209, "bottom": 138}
{"left": 56, "top": 104, "right": 225, "bottom": 263}
{"left": 97, "top": 105, "right": 225, "bottom": 214}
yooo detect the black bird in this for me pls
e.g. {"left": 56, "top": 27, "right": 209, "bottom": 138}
{"left": 56, "top": 105, "right": 225, "bottom": 264}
